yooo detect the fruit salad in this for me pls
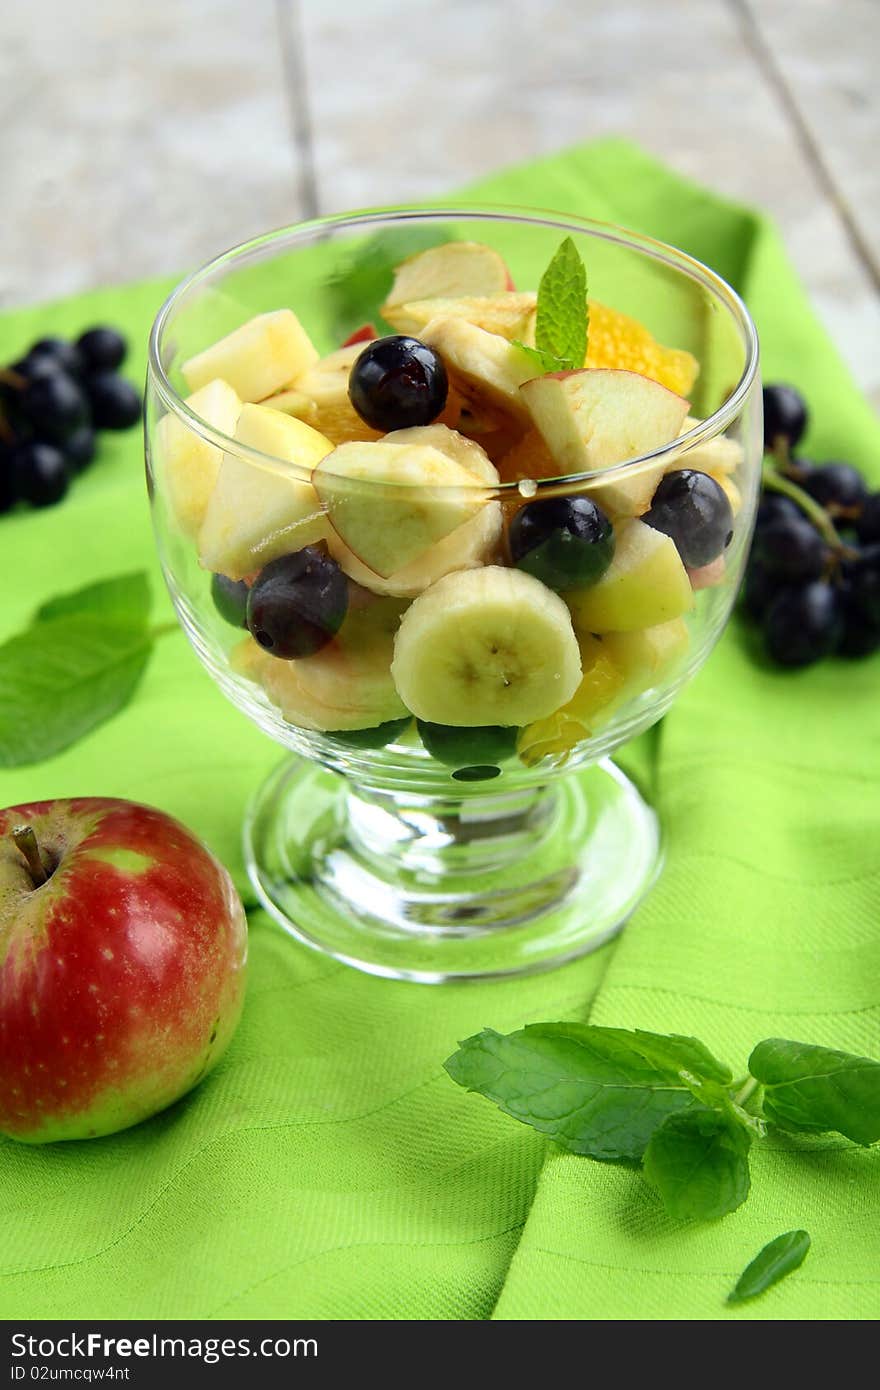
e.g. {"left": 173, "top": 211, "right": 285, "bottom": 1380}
{"left": 153, "top": 238, "right": 746, "bottom": 781}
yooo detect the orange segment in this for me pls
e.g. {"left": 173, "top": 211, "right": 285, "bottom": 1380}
{"left": 496, "top": 429, "right": 557, "bottom": 483}
{"left": 586, "top": 301, "right": 699, "bottom": 396}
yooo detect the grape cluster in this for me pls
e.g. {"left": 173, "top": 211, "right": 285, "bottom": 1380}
{"left": 0, "top": 327, "right": 142, "bottom": 514}
{"left": 743, "top": 384, "right": 880, "bottom": 666}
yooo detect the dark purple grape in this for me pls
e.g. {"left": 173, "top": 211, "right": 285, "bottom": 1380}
{"left": 837, "top": 596, "right": 880, "bottom": 658}
{"left": 0, "top": 447, "right": 18, "bottom": 514}
{"left": 802, "top": 462, "right": 867, "bottom": 513}
{"left": 13, "top": 441, "right": 71, "bottom": 508}
{"left": 63, "top": 426, "right": 97, "bottom": 473}
{"left": 844, "top": 544, "right": 880, "bottom": 625}
{"left": 753, "top": 513, "right": 827, "bottom": 582}
{"left": 86, "top": 372, "right": 142, "bottom": 430}
{"left": 855, "top": 492, "right": 880, "bottom": 546}
{"left": 348, "top": 336, "right": 448, "bottom": 431}
{"left": 763, "top": 384, "right": 808, "bottom": 451}
{"left": 509, "top": 495, "right": 614, "bottom": 591}
{"left": 643, "top": 469, "right": 733, "bottom": 567}
{"left": 211, "top": 573, "right": 250, "bottom": 628}
{"left": 742, "top": 560, "right": 780, "bottom": 621}
{"left": 247, "top": 547, "right": 348, "bottom": 659}
{"left": 764, "top": 582, "right": 841, "bottom": 667}
{"left": 20, "top": 371, "right": 89, "bottom": 442}
{"left": 755, "top": 493, "right": 801, "bottom": 531}
{"left": 11, "top": 351, "right": 63, "bottom": 385}
{"left": 417, "top": 721, "right": 517, "bottom": 775}
{"left": 77, "top": 326, "right": 127, "bottom": 373}
{"left": 27, "top": 337, "right": 84, "bottom": 378}
{"left": 329, "top": 718, "right": 411, "bottom": 749}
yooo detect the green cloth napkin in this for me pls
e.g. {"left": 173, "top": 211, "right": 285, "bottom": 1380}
{"left": 1, "top": 139, "right": 878, "bottom": 1321}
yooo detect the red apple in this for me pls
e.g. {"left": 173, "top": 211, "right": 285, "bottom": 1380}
{"left": 341, "top": 323, "right": 378, "bottom": 347}
{"left": 0, "top": 797, "right": 247, "bottom": 1144}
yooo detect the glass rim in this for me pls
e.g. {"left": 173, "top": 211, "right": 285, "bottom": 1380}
{"left": 147, "top": 203, "right": 760, "bottom": 493}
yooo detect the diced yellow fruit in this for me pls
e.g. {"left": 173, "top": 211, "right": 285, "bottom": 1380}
{"left": 602, "top": 618, "right": 690, "bottom": 691}
{"left": 517, "top": 636, "right": 626, "bottom": 766}
{"left": 717, "top": 474, "right": 741, "bottom": 515}
{"left": 382, "top": 242, "right": 511, "bottom": 322}
{"left": 313, "top": 441, "right": 486, "bottom": 578}
{"left": 586, "top": 301, "right": 699, "bottom": 396}
{"left": 386, "top": 292, "right": 537, "bottom": 339}
{"left": 182, "top": 310, "right": 319, "bottom": 402}
{"left": 421, "top": 317, "right": 535, "bottom": 422}
{"left": 158, "top": 378, "right": 242, "bottom": 538}
{"left": 677, "top": 417, "right": 742, "bottom": 475}
{"left": 326, "top": 426, "right": 502, "bottom": 598}
{"left": 567, "top": 518, "right": 694, "bottom": 633}
{"left": 198, "top": 405, "right": 333, "bottom": 579}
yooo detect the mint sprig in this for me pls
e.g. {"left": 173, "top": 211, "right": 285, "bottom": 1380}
{"left": 512, "top": 236, "right": 588, "bottom": 374}
{"left": 728, "top": 1230, "right": 811, "bottom": 1304}
{"left": 0, "top": 572, "right": 176, "bottom": 767}
{"left": 445, "top": 1024, "right": 880, "bottom": 1225}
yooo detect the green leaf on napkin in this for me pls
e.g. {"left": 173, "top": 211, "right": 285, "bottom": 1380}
{"left": 512, "top": 236, "right": 588, "bottom": 373}
{"left": 643, "top": 1109, "right": 753, "bottom": 1220}
{"left": 0, "top": 571, "right": 174, "bottom": 768}
{"left": 748, "top": 1039, "right": 880, "bottom": 1146}
{"left": 728, "top": 1230, "right": 811, "bottom": 1304}
{"left": 0, "top": 617, "right": 154, "bottom": 768}
{"left": 444, "top": 1023, "right": 730, "bottom": 1162}
{"left": 447, "top": 1022, "right": 880, "bottom": 1225}
{"left": 35, "top": 571, "right": 152, "bottom": 628}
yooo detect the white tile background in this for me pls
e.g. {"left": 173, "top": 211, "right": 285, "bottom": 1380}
{"left": 1, "top": 0, "right": 877, "bottom": 406}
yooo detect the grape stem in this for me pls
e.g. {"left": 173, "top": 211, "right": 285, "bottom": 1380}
{"left": 762, "top": 458, "right": 850, "bottom": 552}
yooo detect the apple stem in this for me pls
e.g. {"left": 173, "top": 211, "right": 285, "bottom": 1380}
{"left": 12, "top": 825, "right": 50, "bottom": 887}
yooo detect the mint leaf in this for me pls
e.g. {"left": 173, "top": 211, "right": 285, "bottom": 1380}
{"left": 749, "top": 1038, "right": 880, "bottom": 1145}
{"left": 512, "top": 236, "right": 588, "bottom": 376}
{"left": 331, "top": 227, "right": 448, "bottom": 339}
{"left": 510, "top": 342, "right": 572, "bottom": 375}
{"left": 444, "top": 1023, "right": 728, "bottom": 1161}
{"left": 728, "top": 1230, "right": 811, "bottom": 1304}
{"left": 643, "top": 1109, "right": 752, "bottom": 1220}
{"left": 35, "top": 572, "right": 151, "bottom": 628}
{"left": 0, "top": 616, "right": 153, "bottom": 767}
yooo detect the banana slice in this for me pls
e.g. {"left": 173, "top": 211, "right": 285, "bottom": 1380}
{"left": 391, "top": 567, "right": 582, "bottom": 726}
{"left": 327, "top": 425, "right": 503, "bottom": 598}
{"left": 420, "top": 318, "right": 535, "bottom": 424}
{"left": 234, "top": 596, "right": 408, "bottom": 732}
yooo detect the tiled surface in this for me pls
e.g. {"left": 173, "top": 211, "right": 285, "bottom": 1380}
{"left": 3, "top": 0, "right": 878, "bottom": 406}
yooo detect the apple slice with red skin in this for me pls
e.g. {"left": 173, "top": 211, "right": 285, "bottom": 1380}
{"left": 520, "top": 368, "right": 690, "bottom": 515}
{"left": 0, "top": 798, "right": 247, "bottom": 1144}
{"left": 342, "top": 324, "right": 378, "bottom": 347}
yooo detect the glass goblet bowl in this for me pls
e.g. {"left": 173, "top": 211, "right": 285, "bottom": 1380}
{"left": 146, "top": 207, "right": 761, "bottom": 982}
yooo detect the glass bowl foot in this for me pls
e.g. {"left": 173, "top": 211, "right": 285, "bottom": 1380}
{"left": 243, "top": 756, "right": 661, "bottom": 983}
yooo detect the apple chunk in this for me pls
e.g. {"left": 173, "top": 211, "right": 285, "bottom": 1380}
{"left": 313, "top": 441, "right": 486, "bottom": 578}
{"left": 158, "top": 378, "right": 242, "bottom": 538}
{"left": 198, "top": 405, "right": 333, "bottom": 580}
{"left": 386, "top": 292, "right": 537, "bottom": 340}
{"left": 382, "top": 242, "right": 512, "bottom": 324}
{"left": 182, "top": 310, "right": 319, "bottom": 402}
{"left": 566, "top": 518, "right": 694, "bottom": 633}
{"left": 520, "top": 368, "right": 690, "bottom": 513}
{"left": 602, "top": 618, "right": 690, "bottom": 689}
{"left": 421, "top": 317, "right": 536, "bottom": 422}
